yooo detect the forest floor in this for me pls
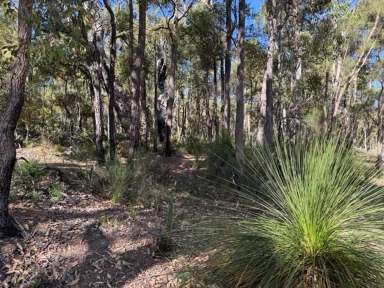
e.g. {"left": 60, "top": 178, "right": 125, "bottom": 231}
{"left": 0, "top": 145, "right": 222, "bottom": 288}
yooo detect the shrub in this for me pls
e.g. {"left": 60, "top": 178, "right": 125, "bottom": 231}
{"left": 49, "top": 183, "right": 61, "bottom": 202}
{"left": 31, "top": 190, "right": 41, "bottom": 203}
{"left": 107, "top": 161, "right": 129, "bottom": 203}
{"left": 156, "top": 194, "right": 176, "bottom": 255}
{"left": 204, "top": 138, "right": 384, "bottom": 288}
{"left": 204, "top": 133, "right": 236, "bottom": 178}
{"left": 15, "top": 160, "right": 44, "bottom": 181}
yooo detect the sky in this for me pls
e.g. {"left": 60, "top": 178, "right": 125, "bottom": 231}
{"left": 248, "top": 0, "right": 263, "bottom": 13}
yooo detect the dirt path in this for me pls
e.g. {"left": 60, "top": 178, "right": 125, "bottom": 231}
{"left": 0, "top": 147, "right": 206, "bottom": 288}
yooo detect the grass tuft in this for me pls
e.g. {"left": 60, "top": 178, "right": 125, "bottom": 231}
{"left": 203, "top": 138, "right": 384, "bottom": 288}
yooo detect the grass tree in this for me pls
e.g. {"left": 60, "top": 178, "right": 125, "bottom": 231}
{"left": 203, "top": 138, "right": 384, "bottom": 287}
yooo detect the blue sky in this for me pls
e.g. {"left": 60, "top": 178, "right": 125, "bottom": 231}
{"left": 248, "top": 0, "right": 263, "bottom": 13}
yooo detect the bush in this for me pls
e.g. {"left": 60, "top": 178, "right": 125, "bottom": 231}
{"left": 49, "top": 183, "right": 61, "bottom": 202}
{"left": 108, "top": 161, "right": 129, "bottom": 203}
{"left": 15, "top": 160, "right": 44, "bottom": 181}
{"left": 108, "top": 155, "right": 168, "bottom": 206}
{"left": 203, "top": 138, "right": 384, "bottom": 288}
{"left": 203, "top": 133, "right": 236, "bottom": 178}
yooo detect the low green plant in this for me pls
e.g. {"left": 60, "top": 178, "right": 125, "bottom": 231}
{"left": 15, "top": 160, "right": 44, "bottom": 181}
{"left": 203, "top": 138, "right": 384, "bottom": 288}
{"left": 99, "top": 214, "right": 123, "bottom": 229}
{"left": 52, "top": 143, "right": 65, "bottom": 154}
{"left": 31, "top": 190, "right": 40, "bottom": 203}
{"left": 49, "top": 183, "right": 61, "bottom": 202}
{"left": 203, "top": 133, "right": 236, "bottom": 178}
{"left": 156, "top": 194, "right": 176, "bottom": 255}
{"left": 8, "top": 191, "right": 17, "bottom": 203}
{"left": 107, "top": 161, "right": 129, "bottom": 203}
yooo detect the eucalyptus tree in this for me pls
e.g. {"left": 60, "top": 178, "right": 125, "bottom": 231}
{"left": 154, "top": 0, "right": 194, "bottom": 156}
{"left": 234, "top": 0, "right": 245, "bottom": 161}
{"left": 0, "top": 0, "right": 33, "bottom": 237}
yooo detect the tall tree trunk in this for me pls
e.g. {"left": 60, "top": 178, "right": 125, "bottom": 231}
{"left": 235, "top": 0, "right": 245, "bottom": 162}
{"left": 166, "top": 40, "right": 177, "bottom": 156}
{"left": 130, "top": 0, "right": 147, "bottom": 153}
{"left": 0, "top": 0, "right": 32, "bottom": 237}
{"left": 213, "top": 58, "right": 219, "bottom": 139}
{"left": 153, "top": 41, "right": 159, "bottom": 152}
{"left": 330, "top": 14, "right": 381, "bottom": 127}
{"left": 224, "top": 0, "right": 232, "bottom": 132}
{"left": 89, "top": 71, "right": 105, "bottom": 164}
{"left": 257, "top": 0, "right": 275, "bottom": 145}
{"left": 104, "top": 0, "right": 117, "bottom": 161}
{"left": 220, "top": 53, "right": 226, "bottom": 133}
{"left": 205, "top": 68, "right": 212, "bottom": 141}
{"left": 290, "top": 0, "right": 302, "bottom": 139}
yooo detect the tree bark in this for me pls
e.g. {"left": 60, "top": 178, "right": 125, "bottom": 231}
{"left": 0, "top": 0, "right": 33, "bottom": 238}
{"left": 224, "top": 0, "right": 232, "bottom": 132}
{"left": 220, "top": 53, "right": 226, "bottom": 133}
{"left": 235, "top": 0, "right": 245, "bottom": 162}
{"left": 205, "top": 69, "right": 212, "bottom": 141}
{"left": 130, "top": 0, "right": 147, "bottom": 153}
{"left": 89, "top": 69, "right": 105, "bottom": 164}
{"left": 213, "top": 58, "right": 219, "bottom": 139}
{"left": 256, "top": 0, "right": 275, "bottom": 145}
{"left": 104, "top": 0, "right": 117, "bottom": 161}
{"left": 165, "top": 40, "right": 177, "bottom": 156}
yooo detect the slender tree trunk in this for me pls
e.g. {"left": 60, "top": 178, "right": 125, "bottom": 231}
{"left": 0, "top": 0, "right": 32, "bottom": 238}
{"left": 235, "top": 0, "right": 245, "bottom": 162}
{"left": 224, "top": 0, "right": 232, "bottom": 132}
{"left": 166, "top": 40, "right": 177, "bottom": 156}
{"left": 213, "top": 58, "right": 219, "bottom": 139}
{"left": 290, "top": 0, "right": 302, "bottom": 138}
{"left": 205, "top": 69, "right": 212, "bottom": 141}
{"left": 153, "top": 41, "right": 159, "bottom": 152}
{"left": 104, "top": 0, "right": 117, "bottom": 161}
{"left": 257, "top": 0, "right": 275, "bottom": 145}
{"left": 220, "top": 53, "right": 226, "bottom": 133}
{"left": 331, "top": 14, "right": 381, "bottom": 127}
{"left": 89, "top": 73, "right": 105, "bottom": 164}
{"left": 130, "top": 0, "right": 147, "bottom": 152}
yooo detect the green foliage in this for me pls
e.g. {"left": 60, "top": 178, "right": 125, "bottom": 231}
{"left": 8, "top": 191, "right": 17, "bottom": 203}
{"left": 109, "top": 155, "right": 168, "bottom": 206}
{"left": 49, "top": 183, "right": 61, "bottom": 202}
{"left": 15, "top": 160, "right": 44, "bottom": 182}
{"left": 108, "top": 161, "right": 129, "bottom": 203}
{"left": 31, "top": 190, "right": 41, "bottom": 203}
{"left": 203, "top": 138, "right": 384, "bottom": 287}
{"left": 204, "top": 133, "right": 236, "bottom": 178}
{"left": 156, "top": 194, "right": 176, "bottom": 255}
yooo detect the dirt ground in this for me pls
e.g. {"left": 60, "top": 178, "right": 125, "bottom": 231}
{"left": 0, "top": 146, "right": 216, "bottom": 288}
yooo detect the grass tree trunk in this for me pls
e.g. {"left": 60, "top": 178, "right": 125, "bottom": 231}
{"left": 0, "top": 0, "right": 33, "bottom": 238}
{"left": 104, "top": 0, "right": 117, "bottom": 161}
{"left": 235, "top": 0, "right": 245, "bottom": 162}
{"left": 257, "top": 0, "right": 275, "bottom": 146}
